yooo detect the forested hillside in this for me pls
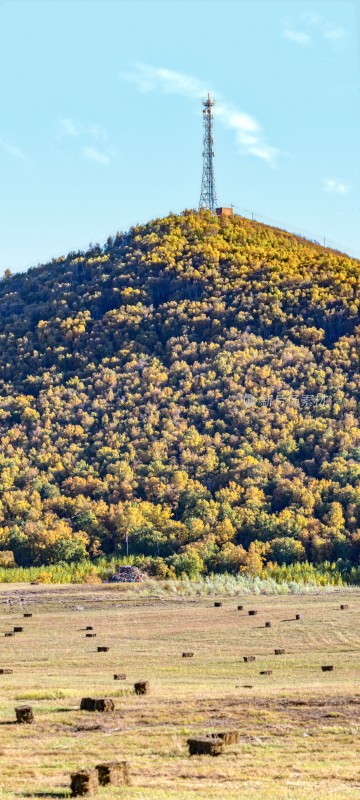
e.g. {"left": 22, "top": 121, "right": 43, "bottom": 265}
{"left": 0, "top": 210, "right": 359, "bottom": 575}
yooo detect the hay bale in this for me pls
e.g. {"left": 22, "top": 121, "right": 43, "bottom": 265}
{"left": 187, "top": 737, "right": 224, "bottom": 756}
{"left": 182, "top": 652, "right": 194, "bottom": 658}
{"left": 80, "top": 697, "right": 114, "bottom": 712}
{"left": 114, "top": 673, "right": 126, "bottom": 680}
{"left": 134, "top": 681, "right": 149, "bottom": 695}
{"left": 321, "top": 665, "right": 334, "bottom": 672}
{"left": 207, "top": 731, "right": 239, "bottom": 745}
{"left": 86, "top": 633, "right": 96, "bottom": 638}
{"left": 237, "top": 605, "right": 243, "bottom": 610}
{"left": 214, "top": 602, "right": 222, "bottom": 607}
{"left": 23, "top": 613, "right": 32, "bottom": 618}
{"left": 95, "top": 698, "right": 114, "bottom": 712}
{"left": 13, "top": 626, "right": 23, "bottom": 633}
{"left": 97, "top": 646, "right": 109, "bottom": 652}
{"left": 274, "top": 648, "right": 285, "bottom": 655}
{"left": 265, "top": 621, "right": 271, "bottom": 628}
{"left": 0, "top": 668, "right": 13, "bottom": 674}
{"left": 80, "top": 697, "right": 97, "bottom": 712}
{"left": 248, "top": 610, "right": 257, "bottom": 616}
{"left": 70, "top": 768, "right": 99, "bottom": 796}
{"left": 243, "top": 655, "right": 256, "bottom": 662}
{"left": 15, "top": 705, "right": 33, "bottom": 724}
{"left": 340, "top": 604, "right": 349, "bottom": 610}
{"left": 295, "top": 614, "right": 301, "bottom": 620}
{"left": 96, "top": 761, "right": 130, "bottom": 786}
{"left": 260, "top": 670, "right": 272, "bottom": 675}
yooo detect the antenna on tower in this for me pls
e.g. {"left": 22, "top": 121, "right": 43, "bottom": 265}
{"left": 199, "top": 93, "right": 218, "bottom": 212}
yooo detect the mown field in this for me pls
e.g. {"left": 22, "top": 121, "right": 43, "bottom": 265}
{"left": 1, "top": 585, "right": 360, "bottom": 799}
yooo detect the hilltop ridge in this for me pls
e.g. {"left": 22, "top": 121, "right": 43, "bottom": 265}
{"left": 0, "top": 210, "right": 359, "bottom": 573}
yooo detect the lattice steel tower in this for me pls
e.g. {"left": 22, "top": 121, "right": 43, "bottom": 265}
{"left": 198, "top": 93, "right": 218, "bottom": 212}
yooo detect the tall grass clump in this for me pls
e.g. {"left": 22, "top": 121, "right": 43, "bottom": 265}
{"left": 0, "top": 557, "right": 353, "bottom": 592}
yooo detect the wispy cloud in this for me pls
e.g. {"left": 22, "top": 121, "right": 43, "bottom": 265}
{"left": 323, "top": 26, "right": 345, "bottom": 42}
{"left": 59, "top": 117, "right": 111, "bottom": 164}
{"left": 283, "top": 13, "right": 346, "bottom": 48}
{"left": 124, "top": 63, "right": 206, "bottom": 98}
{"left": 215, "top": 102, "right": 278, "bottom": 164}
{"left": 82, "top": 146, "right": 109, "bottom": 165}
{"left": 60, "top": 117, "right": 108, "bottom": 143}
{"left": 283, "top": 29, "right": 311, "bottom": 46}
{"left": 60, "top": 117, "right": 81, "bottom": 137}
{"left": 121, "top": 63, "right": 279, "bottom": 165}
{"left": 0, "top": 136, "right": 31, "bottom": 162}
{"left": 323, "top": 178, "right": 349, "bottom": 195}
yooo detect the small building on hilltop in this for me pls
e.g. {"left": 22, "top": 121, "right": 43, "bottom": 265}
{"left": 216, "top": 207, "right": 233, "bottom": 217}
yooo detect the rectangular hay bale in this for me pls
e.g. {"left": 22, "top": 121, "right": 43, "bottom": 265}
{"left": 71, "top": 768, "right": 99, "bottom": 796}
{"left": 80, "top": 697, "right": 97, "bottom": 712}
{"left": 80, "top": 697, "right": 114, "bottom": 712}
{"left": 188, "top": 737, "right": 224, "bottom": 756}
{"left": 96, "top": 761, "right": 130, "bottom": 786}
{"left": 15, "top": 705, "right": 34, "bottom": 724}
{"left": 95, "top": 698, "right": 115, "bottom": 712}
{"left": 134, "top": 681, "right": 149, "bottom": 695}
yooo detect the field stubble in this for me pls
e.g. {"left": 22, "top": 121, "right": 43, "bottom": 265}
{"left": 0, "top": 585, "right": 360, "bottom": 798}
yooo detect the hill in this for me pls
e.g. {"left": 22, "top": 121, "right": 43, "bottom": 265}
{"left": 0, "top": 210, "right": 359, "bottom": 574}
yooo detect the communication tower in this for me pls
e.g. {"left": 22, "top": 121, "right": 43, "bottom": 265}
{"left": 198, "top": 93, "right": 218, "bottom": 211}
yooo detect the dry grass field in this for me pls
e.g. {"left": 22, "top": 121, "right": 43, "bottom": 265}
{"left": 1, "top": 584, "right": 360, "bottom": 799}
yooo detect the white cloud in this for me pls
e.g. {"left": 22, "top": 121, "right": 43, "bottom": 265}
{"left": 122, "top": 63, "right": 206, "bottom": 97}
{"left": 82, "top": 146, "right": 109, "bottom": 165}
{"left": 323, "top": 26, "right": 345, "bottom": 42}
{"left": 215, "top": 102, "right": 278, "bottom": 164}
{"left": 290, "top": 13, "right": 346, "bottom": 46}
{"left": 0, "top": 137, "right": 30, "bottom": 162}
{"left": 60, "top": 117, "right": 81, "bottom": 137}
{"left": 121, "top": 63, "right": 279, "bottom": 165}
{"left": 283, "top": 29, "right": 312, "bottom": 46}
{"left": 59, "top": 118, "right": 111, "bottom": 163}
{"left": 60, "top": 117, "right": 108, "bottom": 142}
{"left": 323, "top": 178, "right": 349, "bottom": 195}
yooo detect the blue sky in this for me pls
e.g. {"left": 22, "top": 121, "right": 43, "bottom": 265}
{"left": 0, "top": 0, "right": 359, "bottom": 273}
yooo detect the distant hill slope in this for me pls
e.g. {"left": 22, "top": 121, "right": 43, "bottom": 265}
{"left": 0, "top": 210, "right": 359, "bottom": 572}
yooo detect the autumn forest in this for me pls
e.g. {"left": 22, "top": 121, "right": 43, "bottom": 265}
{"left": 0, "top": 210, "right": 359, "bottom": 579}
